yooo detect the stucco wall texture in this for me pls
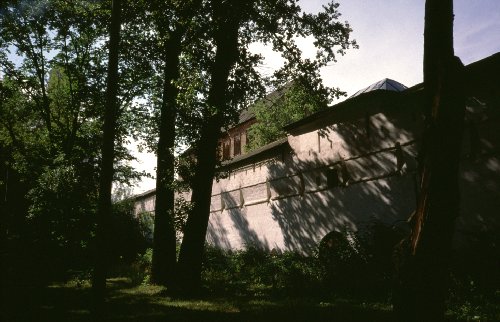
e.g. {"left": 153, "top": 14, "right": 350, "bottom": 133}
{"left": 206, "top": 105, "right": 422, "bottom": 254}
{"left": 135, "top": 97, "right": 499, "bottom": 255}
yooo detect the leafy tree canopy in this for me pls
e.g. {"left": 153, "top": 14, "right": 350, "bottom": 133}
{"left": 0, "top": 0, "right": 152, "bottom": 279}
{"left": 247, "top": 81, "right": 329, "bottom": 150}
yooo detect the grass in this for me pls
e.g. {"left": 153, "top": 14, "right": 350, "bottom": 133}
{"left": 3, "top": 277, "right": 396, "bottom": 322}
{"left": 3, "top": 276, "right": 498, "bottom": 321}
{"left": 2, "top": 243, "right": 497, "bottom": 321}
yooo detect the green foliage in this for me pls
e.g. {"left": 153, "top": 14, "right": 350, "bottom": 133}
{"left": 132, "top": 248, "right": 153, "bottom": 285}
{"left": 110, "top": 247, "right": 154, "bottom": 286}
{"left": 0, "top": 0, "right": 150, "bottom": 284}
{"left": 173, "top": 196, "right": 192, "bottom": 240}
{"left": 201, "top": 234, "right": 391, "bottom": 298}
{"left": 318, "top": 224, "right": 405, "bottom": 298}
{"left": 247, "top": 82, "right": 328, "bottom": 150}
{"left": 136, "top": 211, "right": 155, "bottom": 241}
{"left": 152, "top": 0, "right": 358, "bottom": 149}
{"left": 446, "top": 231, "right": 500, "bottom": 321}
{"left": 201, "top": 245, "right": 323, "bottom": 295}
{"left": 110, "top": 200, "right": 152, "bottom": 265}
{"left": 27, "top": 164, "right": 96, "bottom": 272}
{"left": 447, "top": 275, "right": 500, "bottom": 321}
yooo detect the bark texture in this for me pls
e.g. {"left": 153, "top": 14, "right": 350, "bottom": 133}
{"left": 92, "top": 0, "right": 122, "bottom": 312}
{"left": 393, "top": 1, "right": 466, "bottom": 321}
{"left": 176, "top": 0, "right": 242, "bottom": 294}
{"left": 151, "top": 31, "right": 182, "bottom": 287}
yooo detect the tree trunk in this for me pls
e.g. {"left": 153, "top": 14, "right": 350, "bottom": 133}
{"left": 176, "top": 0, "right": 241, "bottom": 294}
{"left": 175, "top": 118, "right": 221, "bottom": 293}
{"left": 0, "top": 147, "right": 7, "bottom": 322}
{"left": 393, "top": 1, "right": 466, "bottom": 321}
{"left": 151, "top": 31, "right": 182, "bottom": 287}
{"left": 92, "top": 0, "right": 121, "bottom": 314}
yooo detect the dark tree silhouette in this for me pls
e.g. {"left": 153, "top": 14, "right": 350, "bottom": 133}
{"left": 393, "top": 0, "right": 466, "bottom": 320}
{"left": 176, "top": 0, "right": 246, "bottom": 293}
{"left": 92, "top": 0, "right": 122, "bottom": 313}
{"left": 151, "top": 0, "right": 202, "bottom": 287}
{"left": 151, "top": 29, "right": 181, "bottom": 287}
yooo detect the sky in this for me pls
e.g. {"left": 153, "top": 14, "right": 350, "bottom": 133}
{"left": 130, "top": 0, "right": 500, "bottom": 194}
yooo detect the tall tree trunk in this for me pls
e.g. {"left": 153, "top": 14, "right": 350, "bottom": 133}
{"left": 150, "top": 0, "right": 202, "bottom": 288}
{"left": 92, "top": 0, "right": 121, "bottom": 313}
{"left": 393, "top": 0, "right": 465, "bottom": 321}
{"left": 151, "top": 31, "right": 182, "bottom": 287}
{"left": 0, "top": 147, "right": 7, "bottom": 322}
{"left": 176, "top": 0, "right": 241, "bottom": 294}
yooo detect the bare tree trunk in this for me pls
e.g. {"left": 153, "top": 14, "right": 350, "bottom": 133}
{"left": 175, "top": 118, "right": 221, "bottom": 293}
{"left": 0, "top": 147, "right": 7, "bottom": 322}
{"left": 150, "top": 0, "right": 202, "bottom": 288}
{"left": 176, "top": 0, "right": 241, "bottom": 294}
{"left": 393, "top": 1, "right": 466, "bottom": 321}
{"left": 92, "top": 0, "right": 121, "bottom": 314}
{"left": 151, "top": 31, "right": 182, "bottom": 287}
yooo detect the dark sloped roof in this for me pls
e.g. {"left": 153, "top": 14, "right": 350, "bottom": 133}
{"left": 283, "top": 78, "right": 408, "bottom": 133}
{"left": 134, "top": 188, "right": 156, "bottom": 200}
{"left": 284, "top": 52, "right": 500, "bottom": 134}
{"left": 350, "top": 78, "right": 408, "bottom": 98}
{"left": 231, "top": 83, "right": 293, "bottom": 127}
{"left": 284, "top": 90, "right": 402, "bottom": 133}
{"left": 237, "top": 108, "right": 255, "bottom": 124}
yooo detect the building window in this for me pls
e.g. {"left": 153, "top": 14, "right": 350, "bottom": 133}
{"left": 327, "top": 167, "right": 340, "bottom": 188}
{"left": 245, "top": 130, "right": 250, "bottom": 151}
{"left": 234, "top": 134, "right": 241, "bottom": 156}
{"left": 222, "top": 139, "right": 231, "bottom": 160}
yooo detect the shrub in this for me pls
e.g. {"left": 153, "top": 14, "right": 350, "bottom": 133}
{"left": 109, "top": 201, "right": 152, "bottom": 267}
{"left": 201, "top": 244, "right": 323, "bottom": 295}
{"left": 201, "top": 246, "right": 237, "bottom": 292}
{"left": 127, "top": 248, "right": 153, "bottom": 285}
{"left": 447, "top": 231, "right": 500, "bottom": 321}
{"left": 200, "top": 223, "right": 410, "bottom": 299}
{"left": 318, "top": 223, "right": 405, "bottom": 298}
{"left": 269, "top": 251, "right": 323, "bottom": 295}
{"left": 25, "top": 164, "right": 96, "bottom": 280}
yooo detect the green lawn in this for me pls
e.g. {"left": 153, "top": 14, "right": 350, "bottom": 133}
{"left": 3, "top": 277, "right": 496, "bottom": 321}
{"left": 4, "top": 277, "right": 397, "bottom": 322}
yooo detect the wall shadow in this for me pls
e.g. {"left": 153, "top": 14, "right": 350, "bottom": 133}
{"left": 267, "top": 109, "right": 419, "bottom": 254}
{"left": 206, "top": 87, "right": 500, "bottom": 258}
{"left": 207, "top": 194, "right": 270, "bottom": 250}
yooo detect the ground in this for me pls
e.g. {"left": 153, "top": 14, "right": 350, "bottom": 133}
{"left": 3, "top": 277, "right": 395, "bottom": 322}
{"left": 4, "top": 277, "right": 490, "bottom": 322}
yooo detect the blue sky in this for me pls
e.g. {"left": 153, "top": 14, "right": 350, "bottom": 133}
{"left": 296, "top": 0, "right": 500, "bottom": 97}
{"left": 134, "top": 0, "right": 500, "bottom": 193}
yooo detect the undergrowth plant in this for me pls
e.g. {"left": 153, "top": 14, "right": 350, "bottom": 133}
{"left": 201, "top": 245, "right": 323, "bottom": 296}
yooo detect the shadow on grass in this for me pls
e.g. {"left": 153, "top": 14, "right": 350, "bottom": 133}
{"left": 3, "top": 278, "right": 397, "bottom": 322}
{"left": 3, "top": 280, "right": 92, "bottom": 322}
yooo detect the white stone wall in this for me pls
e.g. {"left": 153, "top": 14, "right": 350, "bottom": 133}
{"left": 204, "top": 101, "right": 500, "bottom": 254}
{"left": 204, "top": 107, "right": 422, "bottom": 254}
{"left": 134, "top": 99, "right": 499, "bottom": 255}
{"left": 134, "top": 194, "right": 155, "bottom": 214}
